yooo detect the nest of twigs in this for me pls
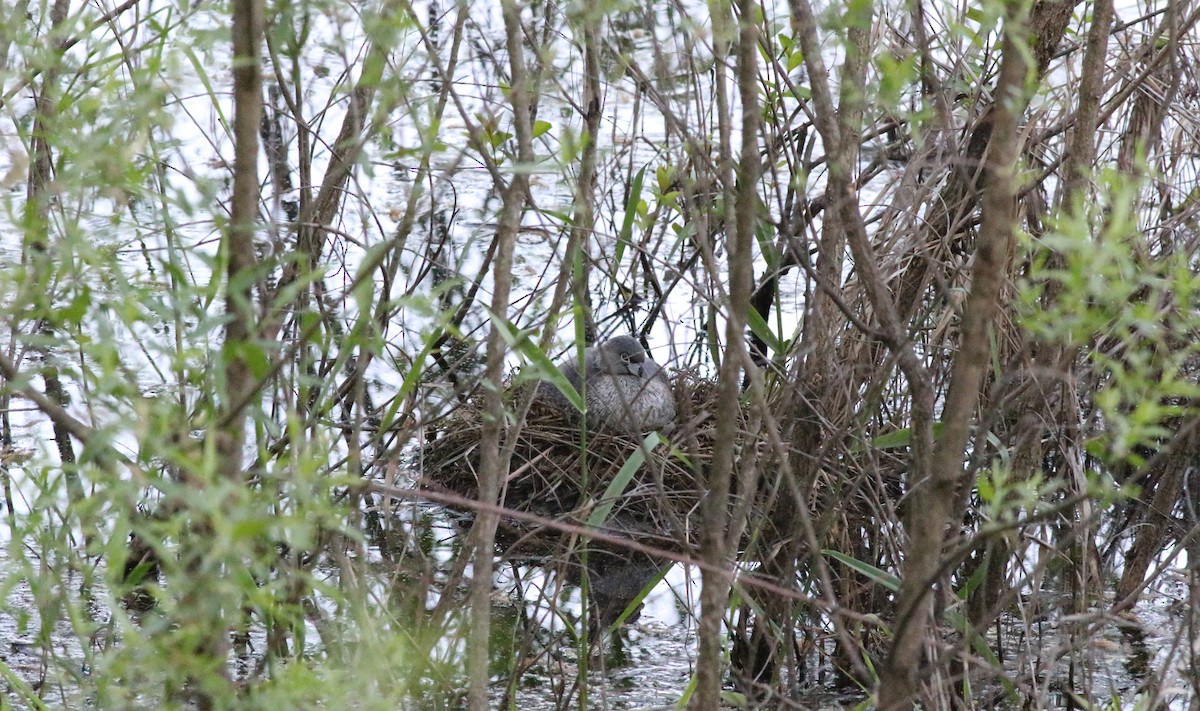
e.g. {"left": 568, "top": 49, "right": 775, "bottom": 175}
{"left": 418, "top": 370, "right": 723, "bottom": 559}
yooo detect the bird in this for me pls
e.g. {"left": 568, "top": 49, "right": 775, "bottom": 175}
{"left": 537, "top": 335, "right": 676, "bottom": 433}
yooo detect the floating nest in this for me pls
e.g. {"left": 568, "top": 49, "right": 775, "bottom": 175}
{"left": 418, "top": 370, "right": 724, "bottom": 560}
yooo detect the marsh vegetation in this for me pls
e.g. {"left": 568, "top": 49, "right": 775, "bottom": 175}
{"left": 2, "top": 0, "right": 1200, "bottom": 708}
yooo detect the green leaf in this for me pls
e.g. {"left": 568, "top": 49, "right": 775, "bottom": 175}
{"left": 606, "top": 560, "right": 669, "bottom": 632}
{"left": 377, "top": 337, "right": 436, "bottom": 431}
{"left": 787, "top": 47, "right": 804, "bottom": 73}
{"left": 488, "top": 130, "right": 512, "bottom": 149}
{"left": 747, "top": 306, "right": 782, "bottom": 355}
{"left": 587, "top": 432, "right": 661, "bottom": 528}
{"left": 541, "top": 208, "right": 575, "bottom": 225}
{"left": 977, "top": 472, "right": 995, "bottom": 503}
{"left": 0, "top": 654, "right": 49, "bottom": 710}
{"left": 486, "top": 313, "right": 585, "bottom": 412}
{"left": 228, "top": 341, "right": 271, "bottom": 379}
{"left": 867, "top": 421, "right": 944, "bottom": 450}
{"left": 822, "top": 549, "right": 900, "bottom": 592}
{"left": 532, "top": 120, "right": 552, "bottom": 139}
{"left": 870, "top": 427, "right": 912, "bottom": 449}
{"left": 122, "top": 560, "right": 158, "bottom": 587}
{"left": 656, "top": 165, "right": 672, "bottom": 193}
{"left": 180, "top": 44, "right": 229, "bottom": 136}
{"left": 615, "top": 166, "right": 646, "bottom": 272}
{"left": 755, "top": 222, "right": 779, "bottom": 272}
{"left": 59, "top": 286, "right": 92, "bottom": 327}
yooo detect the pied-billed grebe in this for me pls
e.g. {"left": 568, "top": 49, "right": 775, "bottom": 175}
{"left": 537, "top": 335, "right": 675, "bottom": 433}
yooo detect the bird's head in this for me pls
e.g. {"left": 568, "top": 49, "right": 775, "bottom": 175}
{"left": 599, "top": 335, "right": 648, "bottom": 377}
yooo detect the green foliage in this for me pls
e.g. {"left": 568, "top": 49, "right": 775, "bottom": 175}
{"left": 587, "top": 431, "right": 663, "bottom": 527}
{"left": 823, "top": 549, "right": 900, "bottom": 592}
{"left": 4, "top": 0, "right": 1194, "bottom": 706}
{"left": 1020, "top": 172, "right": 1200, "bottom": 465}
{"left": 0, "top": 2, "right": 482, "bottom": 707}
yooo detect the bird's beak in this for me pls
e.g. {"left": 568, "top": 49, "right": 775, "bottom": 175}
{"left": 628, "top": 361, "right": 643, "bottom": 377}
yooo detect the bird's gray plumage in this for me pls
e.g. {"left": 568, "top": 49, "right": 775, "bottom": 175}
{"left": 537, "top": 335, "right": 676, "bottom": 432}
